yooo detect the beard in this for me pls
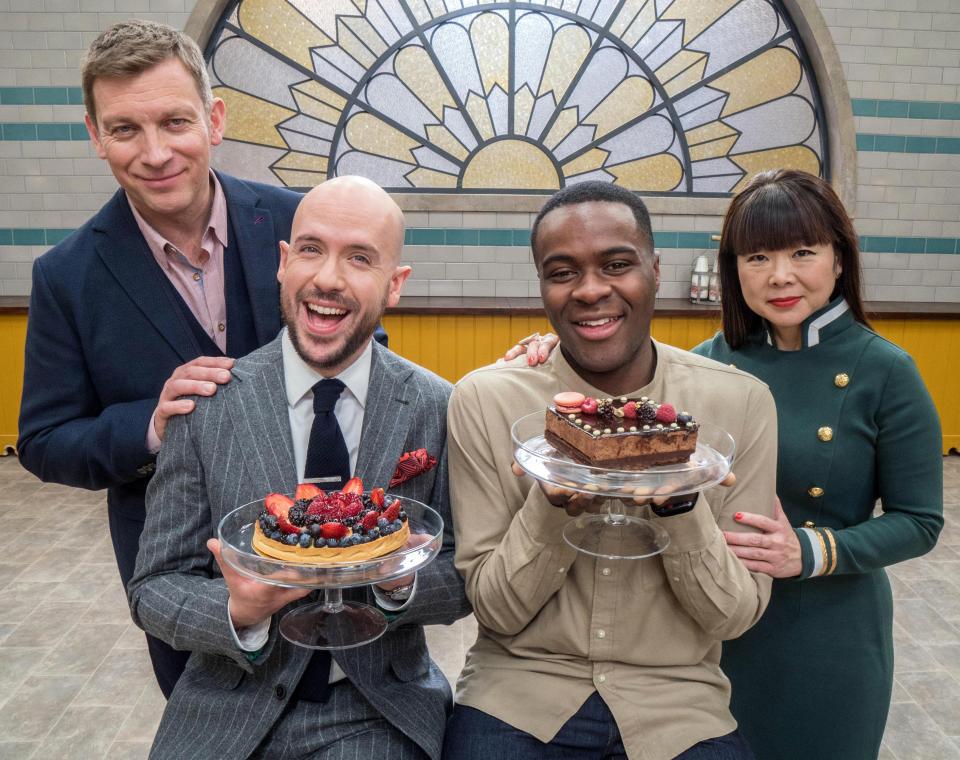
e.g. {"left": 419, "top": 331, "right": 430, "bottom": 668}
{"left": 282, "top": 288, "right": 387, "bottom": 372}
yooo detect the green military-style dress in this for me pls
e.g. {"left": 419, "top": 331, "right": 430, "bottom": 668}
{"left": 693, "top": 297, "right": 943, "bottom": 760}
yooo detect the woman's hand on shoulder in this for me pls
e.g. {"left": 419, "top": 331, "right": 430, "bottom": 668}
{"left": 723, "top": 497, "right": 802, "bottom": 578}
{"left": 501, "top": 332, "right": 559, "bottom": 366}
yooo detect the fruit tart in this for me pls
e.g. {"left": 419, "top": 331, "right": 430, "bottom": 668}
{"left": 252, "top": 478, "right": 411, "bottom": 564}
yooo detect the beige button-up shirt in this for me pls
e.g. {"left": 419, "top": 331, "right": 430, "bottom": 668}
{"left": 447, "top": 341, "right": 777, "bottom": 760}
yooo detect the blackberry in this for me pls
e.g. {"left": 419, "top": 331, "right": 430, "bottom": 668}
{"left": 295, "top": 498, "right": 311, "bottom": 510}
{"left": 637, "top": 402, "right": 657, "bottom": 423}
{"left": 596, "top": 399, "right": 612, "bottom": 417}
{"left": 288, "top": 505, "right": 307, "bottom": 526}
{"left": 298, "top": 533, "right": 312, "bottom": 548}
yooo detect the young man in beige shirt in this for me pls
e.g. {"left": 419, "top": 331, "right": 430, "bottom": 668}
{"left": 444, "top": 182, "right": 777, "bottom": 760}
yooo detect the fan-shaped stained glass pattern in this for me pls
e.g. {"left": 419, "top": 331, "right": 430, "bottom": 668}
{"left": 206, "top": 0, "right": 827, "bottom": 195}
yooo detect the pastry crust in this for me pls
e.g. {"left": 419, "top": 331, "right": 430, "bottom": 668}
{"left": 252, "top": 520, "right": 410, "bottom": 564}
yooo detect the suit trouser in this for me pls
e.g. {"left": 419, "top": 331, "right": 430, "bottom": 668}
{"left": 108, "top": 506, "right": 190, "bottom": 699}
{"left": 250, "top": 678, "right": 428, "bottom": 759}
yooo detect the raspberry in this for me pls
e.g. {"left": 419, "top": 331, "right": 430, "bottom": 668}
{"left": 581, "top": 397, "right": 598, "bottom": 415}
{"left": 655, "top": 403, "right": 677, "bottom": 424}
{"left": 622, "top": 401, "right": 637, "bottom": 419}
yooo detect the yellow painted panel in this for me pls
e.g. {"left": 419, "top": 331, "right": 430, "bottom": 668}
{"left": 2, "top": 314, "right": 957, "bottom": 455}
{"left": 0, "top": 314, "right": 27, "bottom": 452}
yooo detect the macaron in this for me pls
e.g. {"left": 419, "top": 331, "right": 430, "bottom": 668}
{"left": 553, "top": 391, "right": 585, "bottom": 414}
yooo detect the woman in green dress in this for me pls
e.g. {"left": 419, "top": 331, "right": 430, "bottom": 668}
{"left": 692, "top": 169, "right": 943, "bottom": 760}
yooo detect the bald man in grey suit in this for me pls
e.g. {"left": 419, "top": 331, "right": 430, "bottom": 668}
{"left": 128, "top": 177, "right": 470, "bottom": 759}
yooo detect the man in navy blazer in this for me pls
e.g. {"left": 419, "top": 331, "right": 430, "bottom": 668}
{"left": 16, "top": 20, "right": 382, "bottom": 698}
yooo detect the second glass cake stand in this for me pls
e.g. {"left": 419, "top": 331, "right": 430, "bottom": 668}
{"left": 217, "top": 495, "right": 443, "bottom": 649}
{"left": 512, "top": 412, "right": 735, "bottom": 559}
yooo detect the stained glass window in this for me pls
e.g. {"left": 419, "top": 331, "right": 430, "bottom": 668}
{"left": 206, "top": 0, "right": 827, "bottom": 195}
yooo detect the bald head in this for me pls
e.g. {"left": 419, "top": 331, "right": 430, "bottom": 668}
{"left": 278, "top": 176, "right": 411, "bottom": 376}
{"left": 293, "top": 176, "right": 405, "bottom": 264}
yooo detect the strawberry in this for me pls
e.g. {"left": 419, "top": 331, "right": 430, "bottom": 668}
{"left": 382, "top": 499, "right": 401, "bottom": 523}
{"left": 264, "top": 493, "right": 293, "bottom": 518}
{"left": 369, "top": 487, "right": 385, "bottom": 507}
{"left": 655, "top": 403, "right": 677, "bottom": 424}
{"left": 623, "top": 401, "right": 637, "bottom": 419}
{"left": 581, "top": 397, "right": 598, "bottom": 415}
{"left": 295, "top": 483, "right": 324, "bottom": 501}
{"left": 276, "top": 514, "right": 300, "bottom": 534}
{"left": 360, "top": 510, "right": 379, "bottom": 532}
{"left": 342, "top": 477, "right": 363, "bottom": 495}
{"left": 320, "top": 522, "right": 349, "bottom": 540}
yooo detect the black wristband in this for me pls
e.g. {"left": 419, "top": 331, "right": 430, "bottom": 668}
{"left": 650, "top": 495, "right": 698, "bottom": 517}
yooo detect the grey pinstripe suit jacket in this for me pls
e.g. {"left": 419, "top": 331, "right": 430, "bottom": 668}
{"left": 128, "top": 335, "right": 471, "bottom": 760}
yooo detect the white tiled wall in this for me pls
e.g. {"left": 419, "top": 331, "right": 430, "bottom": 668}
{"left": 0, "top": 0, "right": 957, "bottom": 302}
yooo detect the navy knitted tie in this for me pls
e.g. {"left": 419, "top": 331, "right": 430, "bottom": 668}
{"left": 293, "top": 378, "right": 349, "bottom": 703}
{"left": 303, "top": 378, "right": 350, "bottom": 491}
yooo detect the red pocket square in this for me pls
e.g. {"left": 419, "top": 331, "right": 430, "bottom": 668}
{"left": 389, "top": 448, "right": 438, "bottom": 487}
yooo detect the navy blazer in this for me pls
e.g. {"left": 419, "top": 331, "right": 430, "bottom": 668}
{"left": 17, "top": 172, "right": 302, "bottom": 520}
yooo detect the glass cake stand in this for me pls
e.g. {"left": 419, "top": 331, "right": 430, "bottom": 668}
{"left": 512, "top": 412, "right": 735, "bottom": 559}
{"left": 217, "top": 496, "right": 443, "bottom": 650}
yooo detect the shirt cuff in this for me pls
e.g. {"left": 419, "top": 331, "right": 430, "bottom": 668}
{"left": 227, "top": 599, "right": 270, "bottom": 652}
{"left": 657, "top": 495, "right": 721, "bottom": 554}
{"left": 146, "top": 410, "right": 162, "bottom": 455}
{"left": 373, "top": 574, "right": 419, "bottom": 612}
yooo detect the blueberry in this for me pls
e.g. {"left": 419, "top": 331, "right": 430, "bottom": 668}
{"left": 378, "top": 517, "right": 389, "bottom": 528}
{"left": 298, "top": 533, "right": 312, "bottom": 548}
{"left": 314, "top": 537, "right": 326, "bottom": 548}
{"left": 283, "top": 533, "right": 298, "bottom": 546}
{"left": 367, "top": 527, "right": 379, "bottom": 539}
{"left": 269, "top": 530, "right": 282, "bottom": 541}
{"left": 264, "top": 515, "right": 278, "bottom": 530}
{"left": 326, "top": 538, "right": 338, "bottom": 548}
{"left": 338, "top": 537, "right": 350, "bottom": 547}
{"left": 392, "top": 519, "right": 402, "bottom": 529}
{"left": 382, "top": 525, "right": 393, "bottom": 535}
{"left": 308, "top": 524, "right": 321, "bottom": 537}
{"left": 677, "top": 413, "right": 692, "bottom": 425}
{"left": 398, "top": 510, "right": 407, "bottom": 520}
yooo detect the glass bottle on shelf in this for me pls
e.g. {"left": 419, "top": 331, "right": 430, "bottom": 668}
{"left": 690, "top": 254, "right": 709, "bottom": 304}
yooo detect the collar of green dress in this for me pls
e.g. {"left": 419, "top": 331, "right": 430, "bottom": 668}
{"left": 762, "top": 296, "right": 855, "bottom": 350}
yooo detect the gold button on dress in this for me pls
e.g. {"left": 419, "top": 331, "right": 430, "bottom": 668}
{"left": 818, "top": 427, "right": 834, "bottom": 442}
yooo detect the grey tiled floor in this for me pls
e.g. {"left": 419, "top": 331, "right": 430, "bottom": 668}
{"left": 0, "top": 454, "right": 956, "bottom": 759}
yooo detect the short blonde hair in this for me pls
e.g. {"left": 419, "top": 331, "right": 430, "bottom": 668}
{"left": 82, "top": 20, "right": 212, "bottom": 126}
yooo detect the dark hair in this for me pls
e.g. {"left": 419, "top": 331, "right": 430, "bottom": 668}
{"left": 718, "top": 169, "right": 870, "bottom": 348}
{"left": 530, "top": 181, "right": 654, "bottom": 260}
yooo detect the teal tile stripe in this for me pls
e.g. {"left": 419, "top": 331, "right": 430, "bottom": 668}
{"left": 4, "top": 228, "right": 957, "bottom": 254}
{"left": 0, "top": 122, "right": 87, "bottom": 140}
{"left": 852, "top": 99, "right": 960, "bottom": 120}
{"left": 0, "top": 87, "right": 84, "bottom": 105}
{"left": 0, "top": 229, "right": 75, "bottom": 246}
{"left": 856, "top": 133, "right": 960, "bottom": 154}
